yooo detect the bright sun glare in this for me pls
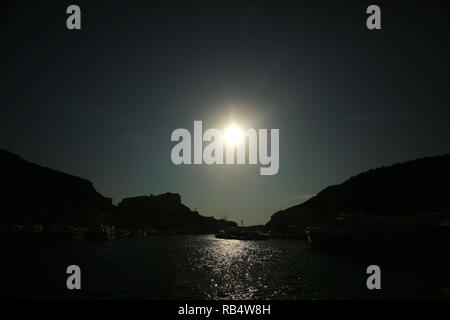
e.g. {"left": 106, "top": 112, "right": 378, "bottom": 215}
{"left": 224, "top": 125, "right": 243, "bottom": 145}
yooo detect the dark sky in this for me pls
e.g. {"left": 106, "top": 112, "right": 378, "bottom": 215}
{"left": 1, "top": 0, "right": 449, "bottom": 225}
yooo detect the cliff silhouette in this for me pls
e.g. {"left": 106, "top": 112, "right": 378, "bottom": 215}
{"left": 266, "top": 154, "right": 450, "bottom": 232}
{"left": 118, "top": 194, "right": 236, "bottom": 232}
{"left": 0, "top": 149, "right": 116, "bottom": 227}
{"left": 0, "top": 149, "right": 236, "bottom": 233}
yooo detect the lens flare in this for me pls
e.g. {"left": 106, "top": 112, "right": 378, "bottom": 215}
{"left": 224, "top": 125, "right": 243, "bottom": 145}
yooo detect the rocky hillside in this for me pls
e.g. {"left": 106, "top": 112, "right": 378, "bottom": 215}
{"left": 266, "top": 154, "right": 450, "bottom": 232}
{"left": 0, "top": 149, "right": 237, "bottom": 233}
{"left": 0, "top": 149, "right": 116, "bottom": 227}
{"left": 118, "top": 193, "right": 237, "bottom": 232}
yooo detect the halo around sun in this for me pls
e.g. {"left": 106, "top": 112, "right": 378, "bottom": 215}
{"left": 224, "top": 125, "right": 243, "bottom": 146}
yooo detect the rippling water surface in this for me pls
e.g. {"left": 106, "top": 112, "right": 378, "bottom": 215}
{"left": 2, "top": 235, "right": 449, "bottom": 299}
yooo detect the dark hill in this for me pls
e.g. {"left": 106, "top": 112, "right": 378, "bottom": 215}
{"left": 266, "top": 154, "right": 450, "bottom": 232}
{"left": 0, "top": 149, "right": 237, "bottom": 233}
{"left": 0, "top": 149, "right": 116, "bottom": 227}
{"left": 118, "top": 193, "right": 237, "bottom": 232}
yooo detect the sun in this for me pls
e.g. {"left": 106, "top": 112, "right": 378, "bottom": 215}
{"left": 224, "top": 125, "right": 243, "bottom": 146}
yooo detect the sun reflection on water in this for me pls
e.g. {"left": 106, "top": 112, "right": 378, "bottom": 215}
{"left": 177, "top": 235, "right": 345, "bottom": 299}
{"left": 186, "top": 237, "right": 280, "bottom": 299}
